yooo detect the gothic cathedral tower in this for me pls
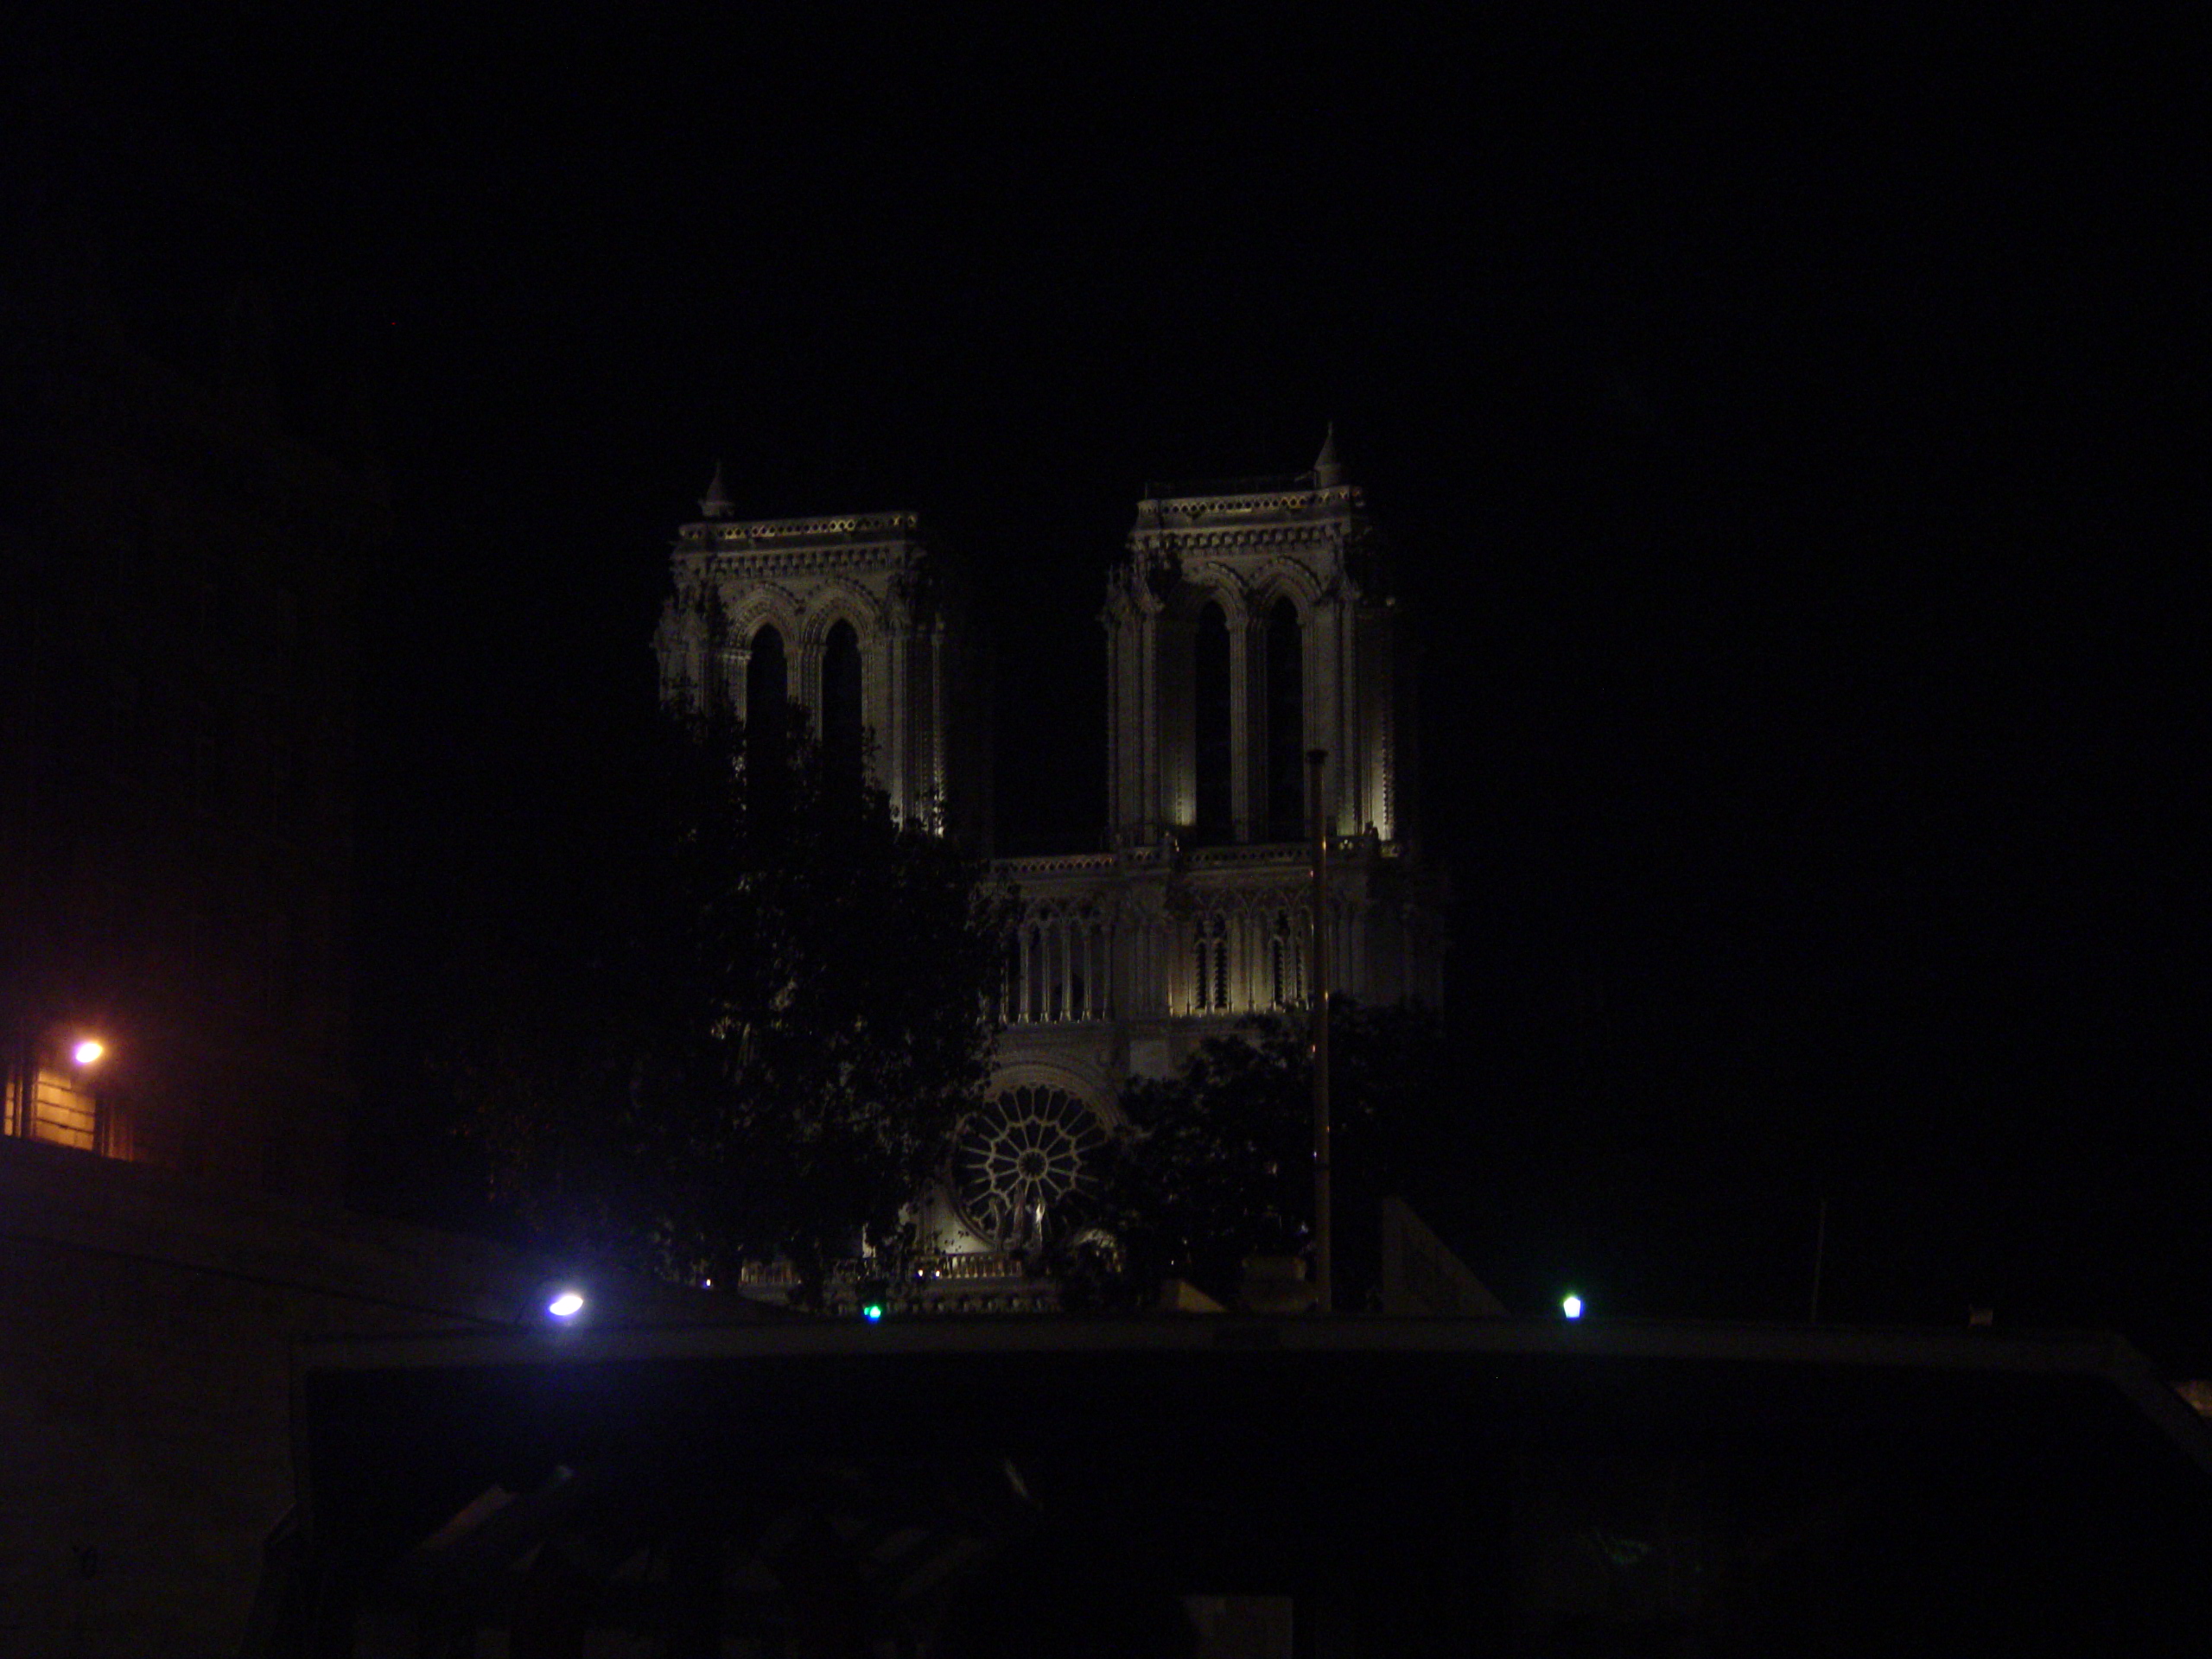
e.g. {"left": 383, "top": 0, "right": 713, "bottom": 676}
{"left": 1105, "top": 427, "right": 1414, "bottom": 852}
{"left": 969, "top": 433, "right": 1442, "bottom": 1274}
{"left": 652, "top": 466, "right": 988, "bottom": 845}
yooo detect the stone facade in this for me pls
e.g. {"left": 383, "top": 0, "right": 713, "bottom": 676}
{"left": 1106, "top": 435, "right": 1411, "bottom": 849}
{"left": 653, "top": 474, "right": 989, "bottom": 847}
{"left": 656, "top": 435, "right": 1444, "bottom": 1268}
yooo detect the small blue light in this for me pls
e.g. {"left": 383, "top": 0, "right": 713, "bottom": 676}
{"left": 1561, "top": 1294, "right": 1584, "bottom": 1320}
{"left": 861, "top": 1302, "right": 886, "bottom": 1322}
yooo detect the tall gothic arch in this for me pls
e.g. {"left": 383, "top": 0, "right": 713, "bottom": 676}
{"left": 1192, "top": 601, "right": 1233, "bottom": 842}
{"left": 745, "top": 623, "right": 788, "bottom": 763}
{"left": 1263, "top": 594, "right": 1305, "bottom": 841}
{"left": 823, "top": 619, "right": 862, "bottom": 785}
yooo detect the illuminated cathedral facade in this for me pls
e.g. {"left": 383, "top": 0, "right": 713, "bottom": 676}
{"left": 654, "top": 435, "right": 1443, "bottom": 1288}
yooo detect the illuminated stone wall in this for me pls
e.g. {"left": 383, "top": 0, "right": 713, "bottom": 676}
{"left": 653, "top": 501, "right": 990, "bottom": 847}
{"left": 1105, "top": 453, "right": 1409, "bottom": 849}
{"left": 965, "top": 452, "right": 1443, "bottom": 1257}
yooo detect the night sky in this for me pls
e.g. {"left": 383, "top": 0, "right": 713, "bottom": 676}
{"left": 20, "top": 14, "right": 2202, "bottom": 1363}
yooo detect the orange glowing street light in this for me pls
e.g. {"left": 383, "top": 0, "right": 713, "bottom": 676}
{"left": 72, "top": 1039, "right": 105, "bottom": 1067}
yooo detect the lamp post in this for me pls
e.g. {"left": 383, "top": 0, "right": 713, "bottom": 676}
{"left": 1307, "top": 747, "right": 1332, "bottom": 1315}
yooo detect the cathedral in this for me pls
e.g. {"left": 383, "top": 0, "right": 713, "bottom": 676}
{"left": 654, "top": 433, "right": 1444, "bottom": 1296}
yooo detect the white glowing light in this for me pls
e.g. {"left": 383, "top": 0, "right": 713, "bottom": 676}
{"left": 547, "top": 1291, "right": 585, "bottom": 1319}
{"left": 73, "top": 1039, "right": 105, "bottom": 1066}
{"left": 1562, "top": 1294, "right": 1584, "bottom": 1320}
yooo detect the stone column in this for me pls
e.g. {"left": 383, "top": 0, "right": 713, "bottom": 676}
{"left": 794, "top": 636, "right": 823, "bottom": 725}
{"left": 885, "top": 630, "right": 909, "bottom": 818}
{"left": 1138, "top": 613, "right": 1161, "bottom": 840}
{"left": 928, "top": 622, "right": 946, "bottom": 823}
{"left": 1336, "top": 600, "right": 1362, "bottom": 835}
{"left": 1306, "top": 601, "right": 1338, "bottom": 837}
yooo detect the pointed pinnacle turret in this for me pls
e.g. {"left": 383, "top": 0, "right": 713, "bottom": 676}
{"left": 699, "top": 461, "right": 734, "bottom": 520}
{"left": 1313, "top": 423, "right": 1344, "bottom": 488}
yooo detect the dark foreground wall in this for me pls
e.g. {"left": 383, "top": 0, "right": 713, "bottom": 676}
{"left": 0, "top": 1139, "right": 726, "bottom": 1656}
{"left": 286, "top": 1318, "right": 2212, "bottom": 1656}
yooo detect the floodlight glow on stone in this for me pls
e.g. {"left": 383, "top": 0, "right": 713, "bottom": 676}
{"left": 547, "top": 1291, "right": 585, "bottom": 1319}
{"left": 73, "top": 1039, "right": 105, "bottom": 1066}
{"left": 1562, "top": 1294, "right": 1584, "bottom": 1320}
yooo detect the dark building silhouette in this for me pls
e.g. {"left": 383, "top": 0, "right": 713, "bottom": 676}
{"left": 0, "top": 149, "right": 450, "bottom": 1656}
{"left": 1, "top": 174, "right": 378, "bottom": 1196}
{"left": 274, "top": 1319, "right": 2212, "bottom": 1654}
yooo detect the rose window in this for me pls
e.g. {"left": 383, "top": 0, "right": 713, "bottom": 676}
{"left": 953, "top": 1085, "right": 1109, "bottom": 1248}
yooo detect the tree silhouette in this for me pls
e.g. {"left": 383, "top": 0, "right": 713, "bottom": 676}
{"left": 448, "top": 702, "right": 1014, "bottom": 1303}
{"left": 1074, "top": 1000, "right": 1449, "bottom": 1309}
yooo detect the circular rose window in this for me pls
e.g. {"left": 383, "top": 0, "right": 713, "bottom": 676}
{"left": 953, "top": 1085, "right": 1109, "bottom": 1249}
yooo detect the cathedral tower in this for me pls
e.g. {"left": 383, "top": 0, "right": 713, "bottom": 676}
{"left": 652, "top": 467, "right": 988, "bottom": 846}
{"left": 964, "top": 435, "right": 1442, "bottom": 1277}
{"left": 1104, "top": 426, "right": 1415, "bottom": 849}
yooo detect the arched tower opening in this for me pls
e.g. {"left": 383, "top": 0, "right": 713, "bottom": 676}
{"left": 1264, "top": 596, "right": 1304, "bottom": 841}
{"left": 823, "top": 620, "right": 862, "bottom": 786}
{"left": 1193, "top": 601, "right": 1232, "bottom": 842}
{"left": 746, "top": 624, "right": 788, "bottom": 775}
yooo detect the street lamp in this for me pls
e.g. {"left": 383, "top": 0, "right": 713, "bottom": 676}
{"left": 72, "top": 1039, "right": 104, "bottom": 1067}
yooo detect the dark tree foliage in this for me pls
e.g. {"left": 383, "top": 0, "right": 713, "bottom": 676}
{"left": 448, "top": 702, "right": 1014, "bottom": 1303}
{"left": 1077, "top": 1000, "right": 1450, "bottom": 1309}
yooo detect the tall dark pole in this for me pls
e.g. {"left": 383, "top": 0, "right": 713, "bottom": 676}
{"left": 1307, "top": 747, "right": 1332, "bottom": 1314}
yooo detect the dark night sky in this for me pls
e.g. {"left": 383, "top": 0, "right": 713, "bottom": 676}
{"left": 19, "top": 12, "right": 2204, "bottom": 1360}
